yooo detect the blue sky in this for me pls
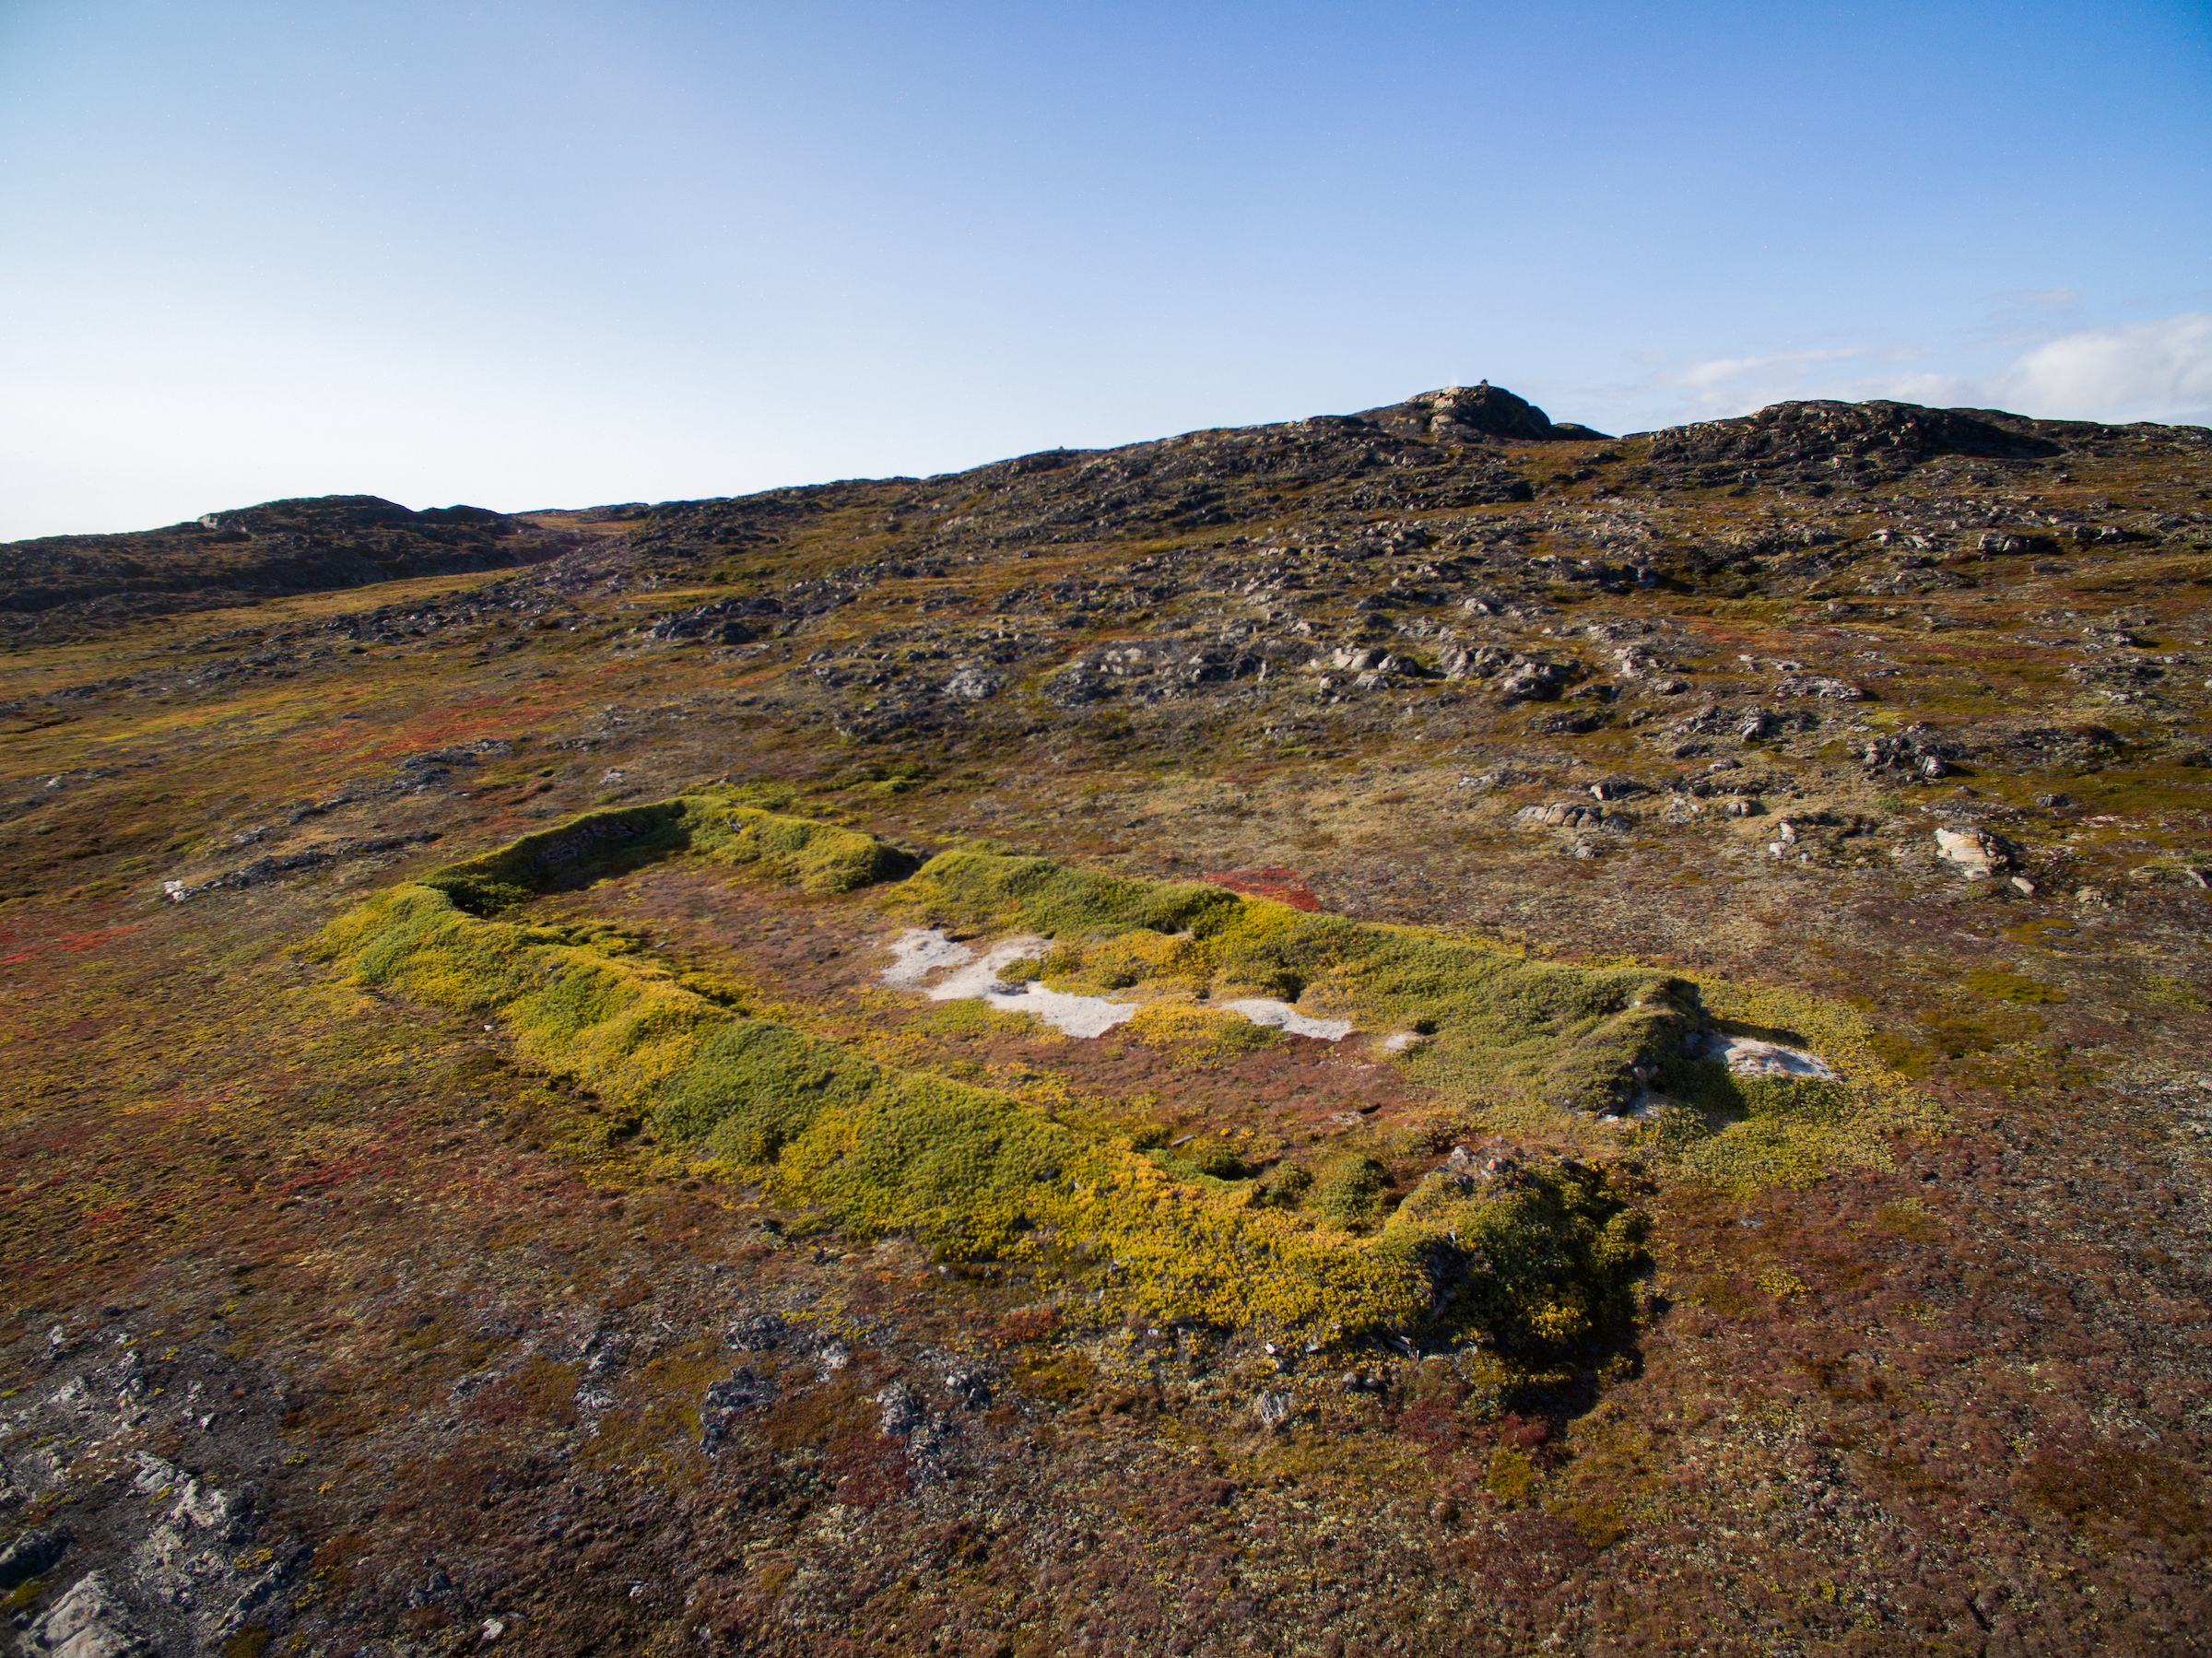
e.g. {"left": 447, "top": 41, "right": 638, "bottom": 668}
{"left": 3, "top": 0, "right": 2207, "bottom": 538}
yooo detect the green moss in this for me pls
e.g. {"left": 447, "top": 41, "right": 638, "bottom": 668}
{"left": 1250, "top": 1161, "right": 1313, "bottom": 1210}
{"left": 420, "top": 800, "right": 697, "bottom": 914}
{"left": 1189, "top": 1140, "right": 1258, "bottom": 1181}
{"left": 312, "top": 876, "right": 1428, "bottom": 1336}
{"left": 906, "top": 850, "right": 1700, "bottom": 1115}
{"left": 1120, "top": 1001, "right": 1277, "bottom": 1063}
{"left": 1962, "top": 969, "right": 2068, "bottom": 1005}
{"left": 1391, "top": 1160, "right": 1649, "bottom": 1357}
{"left": 314, "top": 820, "right": 1663, "bottom": 1350}
{"left": 308, "top": 799, "right": 1925, "bottom": 1355}
{"left": 1310, "top": 1155, "right": 1388, "bottom": 1231}
{"left": 1488, "top": 1447, "right": 1537, "bottom": 1504}
{"left": 905, "top": 850, "right": 1241, "bottom": 940}
{"left": 421, "top": 794, "right": 906, "bottom": 916}
{"left": 1643, "top": 985, "right": 1947, "bottom": 1191}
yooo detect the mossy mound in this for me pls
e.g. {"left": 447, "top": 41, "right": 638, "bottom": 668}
{"left": 311, "top": 803, "right": 1653, "bottom": 1351}
{"left": 903, "top": 852, "right": 1937, "bottom": 1182}
{"left": 1642, "top": 977, "right": 1948, "bottom": 1192}
{"left": 905, "top": 850, "right": 1700, "bottom": 1115}
{"left": 311, "top": 800, "right": 1932, "bottom": 1349}
{"left": 1394, "top": 1159, "right": 1650, "bottom": 1353}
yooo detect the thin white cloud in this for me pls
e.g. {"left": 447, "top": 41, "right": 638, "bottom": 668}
{"left": 1606, "top": 311, "right": 2212, "bottom": 431}
{"left": 1990, "top": 287, "right": 2082, "bottom": 314}
{"left": 1991, "top": 312, "right": 2212, "bottom": 423}
{"left": 1673, "top": 347, "right": 1864, "bottom": 391}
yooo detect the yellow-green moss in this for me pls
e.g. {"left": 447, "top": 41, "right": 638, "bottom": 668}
{"left": 1961, "top": 969, "right": 2068, "bottom": 1005}
{"left": 311, "top": 811, "right": 1653, "bottom": 1349}
{"left": 314, "top": 805, "right": 1930, "bottom": 1346}
{"left": 421, "top": 794, "right": 905, "bottom": 914}
{"left": 1119, "top": 1001, "right": 1277, "bottom": 1064}
{"left": 1391, "top": 1160, "right": 1649, "bottom": 1350}
{"left": 905, "top": 850, "right": 1700, "bottom": 1116}
{"left": 1648, "top": 977, "right": 1947, "bottom": 1191}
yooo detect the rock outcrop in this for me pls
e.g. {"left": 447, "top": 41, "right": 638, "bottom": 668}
{"left": 1645, "top": 399, "right": 2067, "bottom": 488}
{"left": 1353, "top": 381, "right": 1608, "bottom": 444}
{"left": 0, "top": 494, "right": 577, "bottom": 625}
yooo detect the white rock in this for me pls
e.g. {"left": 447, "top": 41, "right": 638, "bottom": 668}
{"left": 925, "top": 937, "right": 1053, "bottom": 1001}
{"left": 1935, "top": 826, "right": 2003, "bottom": 876}
{"left": 978, "top": 982, "right": 1139, "bottom": 1038}
{"left": 1219, "top": 998, "right": 1355, "bottom": 1041}
{"left": 882, "top": 928, "right": 1351, "bottom": 1043}
{"left": 1686, "top": 1030, "right": 1836, "bottom": 1080}
{"left": 29, "top": 1572, "right": 146, "bottom": 1658}
{"left": 880, "top": 928, "right": 982, "bottom": 987}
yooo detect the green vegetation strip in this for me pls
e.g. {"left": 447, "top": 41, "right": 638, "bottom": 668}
{"left": 898, "top": 851, "right": 1936, "bottom": 1186}
{"left": 900, "top": 851, "right": 1699, "bottom": 1115}
{"left": 313, "top": 796, "right": 1926, "bottom": 1348}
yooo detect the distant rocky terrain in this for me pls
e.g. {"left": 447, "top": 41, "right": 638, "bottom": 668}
{"left": 0, "top": 496, "right": 581, "bottom": 639}
{"left": 2, "top": 384, "right": 2209, "bottom": 1657}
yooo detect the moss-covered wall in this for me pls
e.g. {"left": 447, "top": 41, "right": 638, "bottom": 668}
{"left": 905, "top": 849, "right": 1700, "bottom": 1115}
{"left": 311, "top": 801, "right": 1656, "bottom": 1355}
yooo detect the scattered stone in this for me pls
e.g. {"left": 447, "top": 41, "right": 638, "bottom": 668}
{"left": 158, "top": 830, "right": 441, "bottom": 901}
{"left": 944, "top": 664, "right": 1004, "bottom": 700}
{"left": 1525, "top": 711, "right": 1605, "bottom": 735}
{"left": 1775, "top": 676, "right": 1865, "bottom": 701}
{"left": 24, "top": 1571, "right": 147, "bottom": 1658}
{"left": 1685, "top": 1030, "right": 1837, "bottom": 1080}
{"left": 1864, "top": 725, "right": 1951, "bottom": 779}
{"left": 0, "top": 1526, "right": 68, "bottom": 1590}
{"left": 1218, "top": 998, "right": 1354, "bottom": 1041}
{"left": 1935, "top": 826, "right": 2009, "bottom": 878}
{"left": 1515, "top": 800, "right": 1632, "bottom": 834}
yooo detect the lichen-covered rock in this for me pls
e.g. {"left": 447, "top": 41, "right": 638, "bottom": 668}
{"left": 1352, "top": 382, "right": 1600, "bottom": 445}
{"left": 1935, "top": 825, "right": 2011, "bottom": 876}
{"left": 1646, "top": 399, "right": 2066, "bottom": 484}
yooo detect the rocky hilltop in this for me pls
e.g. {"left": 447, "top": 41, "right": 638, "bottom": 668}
{"left": 1, "top": 387, "right": 2208, "bottom": 1657}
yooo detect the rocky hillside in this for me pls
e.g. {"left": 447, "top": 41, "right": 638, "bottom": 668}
{"left": 0, "top": 495, "right": 582, "bottom": 638}
{"left": 1, "top": 386, "right": 2209, "bottom": 1658}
